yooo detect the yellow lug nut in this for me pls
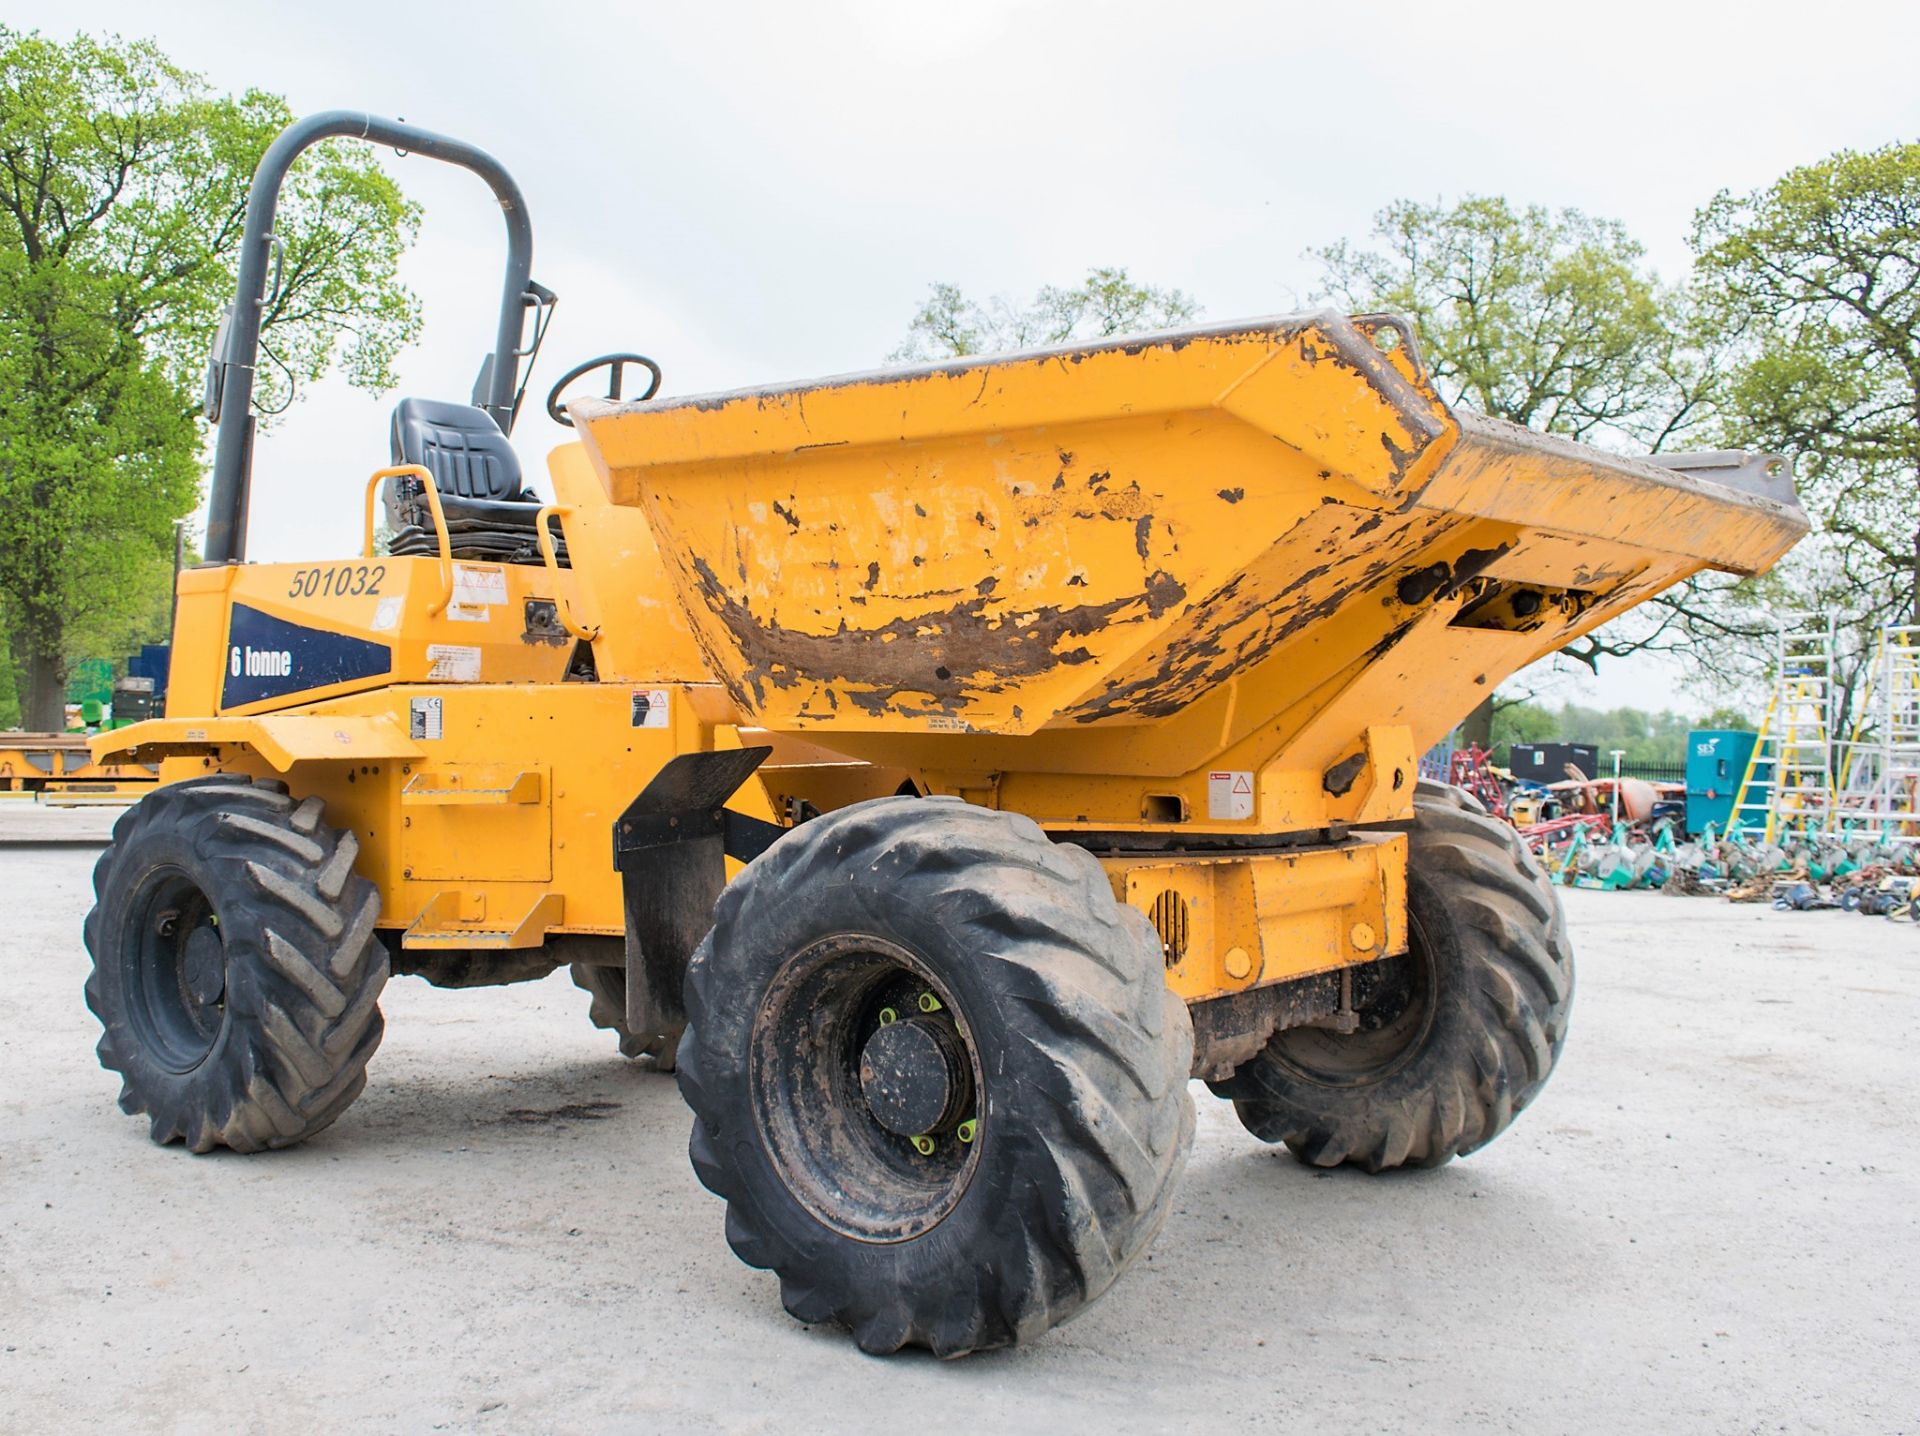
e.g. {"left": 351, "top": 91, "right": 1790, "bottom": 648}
{"left": 1223, "top": 946, "right": 1252, "bottom": 980}
{"left": 1350, "top": 922, "right": 1378, "bottom": 951}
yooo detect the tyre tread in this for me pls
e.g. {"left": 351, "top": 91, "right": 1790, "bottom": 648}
{"left": 679, "top": 795, "right": 1193, "bottom": 1357}
{"left": 82, "top": 777, "right": 386, "bottom": 1154}
{"left": 1222, "top": 780, "right": 1573, "bottom": 1171}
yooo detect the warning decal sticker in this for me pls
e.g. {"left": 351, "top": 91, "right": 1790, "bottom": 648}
{"left": 450, "top": 563, "right": 509, "bottom": 608}
{"left": 631, "top": 689, "right": 670, "bottom": 728}
{"left": 1207, "top": 770, "right": 1254, "bottom": 821}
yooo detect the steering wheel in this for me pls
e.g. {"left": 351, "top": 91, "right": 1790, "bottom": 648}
{"left": 546, "top": 352, "right": 663, "bottom": 427}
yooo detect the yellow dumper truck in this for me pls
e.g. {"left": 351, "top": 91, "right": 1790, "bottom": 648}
{"left": 86, "top": 113, "right": 1807, "bottom": 1355}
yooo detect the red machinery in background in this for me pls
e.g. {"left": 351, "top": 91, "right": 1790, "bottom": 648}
{"left": 1450, "top": 743, "right": 1509, "bottom": 818}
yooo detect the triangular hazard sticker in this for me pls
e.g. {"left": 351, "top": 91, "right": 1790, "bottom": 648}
{"left": 1232, "top": 775, "right": 1252, "bottom": 794}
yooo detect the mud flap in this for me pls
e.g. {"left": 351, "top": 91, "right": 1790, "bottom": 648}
{"left": 611, "top": 748, "right": 778, "bottom": 1040}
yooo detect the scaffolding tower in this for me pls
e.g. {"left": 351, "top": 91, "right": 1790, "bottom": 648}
{"left": 1838, "top": 625, "right": 1920, "bottom": 845}
{"left": 1730, "top": 614, "right": 1837, "bottom": 842}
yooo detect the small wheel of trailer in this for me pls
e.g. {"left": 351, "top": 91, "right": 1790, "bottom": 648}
{"left": 82, "top": 776, "right": 387, "bottom": 1153}
{"left": 676, "top": 796, "right": 1194, "bottom": 1357}
{"left": 1211, "top": 779, "right": 1574, "bottom": 1171}
{"left": 569, "top": 962, "right": 681, "bottom": 1070}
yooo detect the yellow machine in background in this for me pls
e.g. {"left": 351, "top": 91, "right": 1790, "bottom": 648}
{"left": 0, "top": 733, "right": 158, "bottom": 799}
{"left": 84, "top": 112, "right": 1807, "bottom": 1357}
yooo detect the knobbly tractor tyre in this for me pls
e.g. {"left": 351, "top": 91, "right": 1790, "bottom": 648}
{"left": 570, "top": 962, "right": 680, "bottom": 1070}
{"left": 1212, "top": 779, "right": 1573, "bottom": 1171}
{"left": 676, "top": 796, "right": 1194, "bottom": 1357}
{"left": 83, "top": 776, "right": 387, "bottom": 1153}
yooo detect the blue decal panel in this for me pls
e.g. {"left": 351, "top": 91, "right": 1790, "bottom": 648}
{"left": 221, "top": 603, "right": 392, "bottom": 709}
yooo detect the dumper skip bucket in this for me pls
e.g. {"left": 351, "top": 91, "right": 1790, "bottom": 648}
{"left": 574, "top": 312, "right": 1806, "bottom": 746}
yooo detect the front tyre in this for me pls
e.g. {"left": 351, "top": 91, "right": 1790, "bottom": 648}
{"left": 677, "top": 797, "right": 1194, "bottom": 1357}
{"left": 1212, "top": 780, "right": 1573, "bottom": 1170}
{"left": 83, "top": 777, "right": 387, "bottom": 1153}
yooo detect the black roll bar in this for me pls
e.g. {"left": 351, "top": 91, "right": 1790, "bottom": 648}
{"left": 202, "top": 111, "right": 539, "bottom": 563}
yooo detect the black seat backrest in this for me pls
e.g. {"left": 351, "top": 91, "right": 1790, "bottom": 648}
{"left": 389, "top": 397, "right": 524, "bottom": 501}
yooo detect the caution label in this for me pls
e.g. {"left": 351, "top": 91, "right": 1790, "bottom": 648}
{"left": 631, "top": 688, "right": 670, "bottom": 728}
{"left": 1207, "top": 770, "right": 1254, "bottom": 821}
{"left": 450, "top": 563, "right": 508, "bottom": 609}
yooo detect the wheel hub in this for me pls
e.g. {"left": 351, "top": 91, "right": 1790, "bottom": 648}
{"left": 859, "top": 1017, "right": 969, "bottom": 1136}
{"left": 182, "top": 926, "right": 226, "bottom": 1007}
{"left": 126, "top": 873, "right": 230, "bottom": 1070}
{"left": 751, "top": 934, "right": 986, "bottom": 1241}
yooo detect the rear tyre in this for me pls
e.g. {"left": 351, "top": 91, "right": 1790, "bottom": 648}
{"left": 1212, "top": 779, "right": 1573, "bottom": 1170}
{"left": 569, "top": 962, "right": 680, "bottom": 1070}
{"left": 83, "top": 777, "right": 387, "bottom": 1153}
{"left": 677, "top": 797, "right": 1194, "bottom": 1357}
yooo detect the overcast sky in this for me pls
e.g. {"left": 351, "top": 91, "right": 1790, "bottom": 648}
{"left": 11, "top": 0, "right": 1920, "bottom": 712}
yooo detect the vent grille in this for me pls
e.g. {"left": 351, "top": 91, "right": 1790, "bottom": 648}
{"left": 1148, "top": 889, "right": 1190, "bottom": 967}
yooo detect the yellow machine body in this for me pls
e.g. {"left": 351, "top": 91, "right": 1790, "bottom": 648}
{"left": 98, "top": 311, "right": 1807, "bottom": 1010}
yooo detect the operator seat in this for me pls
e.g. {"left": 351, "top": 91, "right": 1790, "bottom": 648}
{"left": 384, "top": 398, "right": 562, "bottom": 564}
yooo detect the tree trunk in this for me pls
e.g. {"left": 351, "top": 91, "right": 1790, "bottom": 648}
{"left": 22, "top": 620, "right": 66, "bottom": 732}
{"left": 5, "top": 624, "right": 26, "bottom": 729}
{"left": 1460, "top": 693, "right": 1495, "bottom": 750}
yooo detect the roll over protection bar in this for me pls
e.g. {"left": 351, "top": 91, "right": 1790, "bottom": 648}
{"left": 202, "top": 111, "right": 543, "bottom": 563}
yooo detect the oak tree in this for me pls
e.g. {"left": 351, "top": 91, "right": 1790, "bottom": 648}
{"left": 891, "top": 266, "right": 1199, "bottom": 362}
{"left": 1315, "top": 196, "right": 1717, "bottom": 741}
{"left": 0, "top": 27, "right": 420, "bottom": 728}
{"left": 1691, "top": 141, "right": 1920, "bottom": 726}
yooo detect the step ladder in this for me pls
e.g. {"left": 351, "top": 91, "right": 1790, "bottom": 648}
{"left": 1729, "top": 614, "right": 1837, "bottom": 843}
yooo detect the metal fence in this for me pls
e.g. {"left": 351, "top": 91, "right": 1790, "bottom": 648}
{"left": 1422, "top": 742, "right": 1688, "bottom": 787}
{"left": 1615, "top": 761, "right": 1687, "bottom": 785}
{"left": 1498, "top": 753, "right": 1689, "bottom": 785}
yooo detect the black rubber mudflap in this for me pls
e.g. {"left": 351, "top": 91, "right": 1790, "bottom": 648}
{"left": 612, "top": 749, "right": 772, "bottom": 1040}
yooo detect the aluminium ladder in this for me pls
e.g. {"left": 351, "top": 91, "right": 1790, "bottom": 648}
{"left": 1729, "top": 615, "right": 1837, "bottom": 843}
{"left": 1838, "top": 625, "right": 1920, "bottom": 845}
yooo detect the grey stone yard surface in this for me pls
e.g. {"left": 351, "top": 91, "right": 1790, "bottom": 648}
{"left": 1, "top": 805, "right": 1914, "bottom": 1434}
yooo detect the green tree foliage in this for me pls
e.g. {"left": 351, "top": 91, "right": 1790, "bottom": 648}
{"left": 891, "top": 267, "right": 1199, "bottom": 362}
{"left": 1697, "top": 144, "right": 1919, "bottom": 604}
{"left": 1314, "top": 196, "right": 1714, "bottom": 452}
{"left": 1317, "top": 177, "right": 1918, "bottom": 744}
{"left": 1488, "top": 699, "right": 1559, "bottom": 751}
{"left": 1489, "top": 700, "right": 1757, "bottom": 769}
{"left": 0, "top": 27, "right": 420, "bottom": 728}
{"left": 1315, "top": 197, "right": 1736, "bottom": 733}
{"left": 1691, "top": 142, "right": 1920, "bottom": 726}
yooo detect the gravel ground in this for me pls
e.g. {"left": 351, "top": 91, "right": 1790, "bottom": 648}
{"left": 2, "top": 808, "right": 1915, "bottom": 1434}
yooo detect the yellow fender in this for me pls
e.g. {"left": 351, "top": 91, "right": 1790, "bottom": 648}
{"left": 92, "top": 714, "right": 423, "bottom": 773}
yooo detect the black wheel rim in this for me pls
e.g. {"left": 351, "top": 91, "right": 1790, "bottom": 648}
{"left": 749, "top": 934, "right": 984, "bottom": 1242}
{"left": 121, "top": 865, "right": 229, "bottom": 1071}
{"left": 1264, "top": 911, "right": 1438, "bottom": 1087}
